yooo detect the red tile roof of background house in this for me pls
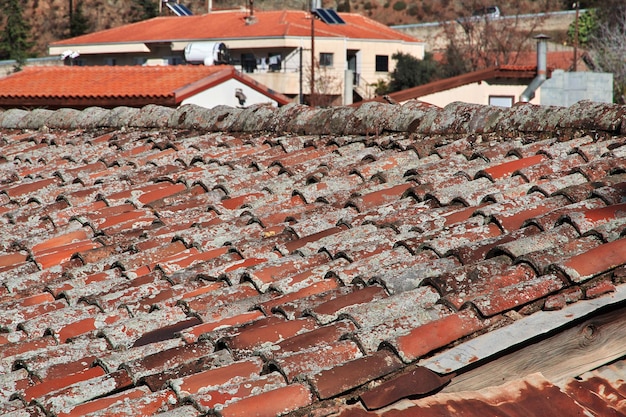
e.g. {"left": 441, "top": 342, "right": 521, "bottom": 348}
{"left": 0, "top": 100, "right": 625, "bottom": 416}
{"left": 50, "top": 10, "right": 420, "bottom": 47}
{"left": 367, "top": 65, "right": 540, "bottom": 104}
{"left": 0, "top": 65, "right": 289, "bottom": 109}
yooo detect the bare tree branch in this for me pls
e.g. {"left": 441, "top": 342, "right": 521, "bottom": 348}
{"left": 588, "top": 7, "right": 626, "bottom": 103}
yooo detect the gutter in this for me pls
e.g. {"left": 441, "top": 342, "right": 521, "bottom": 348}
{"left": 519, "top": 34, "right": 549, "bottom": 102}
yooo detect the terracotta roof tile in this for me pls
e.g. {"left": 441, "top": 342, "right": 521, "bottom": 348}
{"left": 216, "top": 382, "right": 313, "bottom": 417}
{"left": 552, "top": 237, "right": 626, "bottom": 283}
{"left": 1, "top": 101, "right": 626, "bottom": 415}
{"left": 51, "top": 10, "right": 418, "bottom": 48}
{"left": 55, "top": 385, "right": 152, "bottom": 417}
{"left": 191, "top": 371, "right": 285, "bottom": 413}
{"left": 388, "top": 309, "right": 499, "bottom": 363}
{"left": 0, "top": 66, "right": 275, "bottom": 109}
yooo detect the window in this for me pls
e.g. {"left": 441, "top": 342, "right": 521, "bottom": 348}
{"left": 268, "top": 54, "right": 282, "bottom": 72}
{"left": 375, "top": 55, "right": 389, "bottom": 72}
{"left": 319, "top": 53, "right": 333, "bottom": 67}
{"left": 489, "top": 95, "right": 514, "bottom": 107}
{"left": 241, "top": 53, "right": 257, "bottom": 73}
{"left": 166, "top": 56, "right": 184, "bottom": 65}
{"left": 104, "top": 58, "right": 117, "bottom": 66}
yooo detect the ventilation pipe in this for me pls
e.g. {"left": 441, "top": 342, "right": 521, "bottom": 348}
{"left": 519, "top": 34, "right": 549, "bottom": 103}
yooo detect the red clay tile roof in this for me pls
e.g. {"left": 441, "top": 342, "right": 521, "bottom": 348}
{"left": 0, "top": 65, "right": 290, "bottom": 109}
{"left": 51, "top": 10, "right": 420, "bottom": 47}
{"left": 0, "top": 100, "right": 625, "bottom": 416}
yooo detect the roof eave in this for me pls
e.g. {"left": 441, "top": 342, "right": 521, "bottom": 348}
{"left": 0, "top": 95, "right": 177, "bottom": 110}
{"left": 384, "top": 66, "right": 541, "bottom": 103}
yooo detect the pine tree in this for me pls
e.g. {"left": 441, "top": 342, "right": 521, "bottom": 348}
{"left": 130, "top": 0, "right": 159, "bottom": 23}
{"left": 0, "top": 0, "right": 34, "bottom": 72}
{"left": 70, "top": 1, "right": 91, "bottom": 37}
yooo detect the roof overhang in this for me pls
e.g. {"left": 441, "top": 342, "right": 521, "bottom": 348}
{"left": 0, "top": 95, "right": 176, "bottom": 110}
{"left": 369, "top": 66, "right": 549, "bottom": 104}
{"left": 49, "top": 43, "right": 151, "bottom": 56}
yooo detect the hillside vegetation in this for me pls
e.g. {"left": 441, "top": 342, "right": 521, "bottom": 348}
{"left": 14, "top": 0, "right": 567, "bottom": 56}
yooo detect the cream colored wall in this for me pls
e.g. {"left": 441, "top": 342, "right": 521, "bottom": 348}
{"left": 241, "top": 37, "right": 424, "bottom": 97}
{"left": 416, "top": 81, "right": 541, "bottom": 107}
{"left": 182, "top": 78, "right": 279, "bottom": 108}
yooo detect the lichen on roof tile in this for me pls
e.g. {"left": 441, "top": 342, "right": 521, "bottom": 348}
{"left": 1, "top": 101, "right": 626, "bottom": 416}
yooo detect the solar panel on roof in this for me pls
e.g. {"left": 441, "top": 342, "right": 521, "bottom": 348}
{"left": 177, "top": 4, "right": 193, "bottom": 15}
{"left": 313, "top": 8, "right": 345, "bottom": 24}
{"left": 166, "top": 2, "right": 193, "bottom": 16}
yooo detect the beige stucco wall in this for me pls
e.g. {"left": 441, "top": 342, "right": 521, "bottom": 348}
{"left": 182, "top": 78, "right": 280, "bottom": 108}
{"left": 179, "top": 36, "right": 424, "bottom": 98}
{"left": 416, "top": 80, "right": 541, "bottom": 107}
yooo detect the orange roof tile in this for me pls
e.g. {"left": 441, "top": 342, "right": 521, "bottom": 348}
{"left": 0, "top": 100, "right": 625, "bottom": 417}
{"left": 50, "top": 10, "right": 420, "bottom": 47}
{"left": 0, "top": 65, "right": 289, "bottom": 109}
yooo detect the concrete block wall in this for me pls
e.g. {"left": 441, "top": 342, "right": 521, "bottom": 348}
{"left": 541, "top": 70, "right": 613, "bottom": 106}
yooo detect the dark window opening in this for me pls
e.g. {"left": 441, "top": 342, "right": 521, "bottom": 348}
{"left": 375, "top": 55, "right": 389, "bottom": 72}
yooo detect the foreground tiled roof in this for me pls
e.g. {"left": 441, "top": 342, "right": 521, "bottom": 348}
{"left": 50, "top": 10, "right": 419, "bottom": 47}
{"left": 0, "top": 100, "right": 625, "bottom": 416}
{"left": 0, "top": 66, "right": 289, "bottom": 109}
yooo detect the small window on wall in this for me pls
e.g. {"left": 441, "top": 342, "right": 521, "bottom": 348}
{"left": 167, "top": 56, "right": 184, "bottom": 65}
{"left": 489, "top": 95, "right": 514, "bottom": 107}
{"left": 375, "top": 55, "right": 389, "bottom": 72}
{"left": 319, "top": 53, "right": 334, "bottom": 67}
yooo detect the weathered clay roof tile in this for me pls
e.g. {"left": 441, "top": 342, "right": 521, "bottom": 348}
{"left": 1, "top": 100, "right": 626, "bottom": 416}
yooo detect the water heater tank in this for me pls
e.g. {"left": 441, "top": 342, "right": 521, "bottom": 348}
{"left": 184, "top": 42, "right": 230, "bottom": 65}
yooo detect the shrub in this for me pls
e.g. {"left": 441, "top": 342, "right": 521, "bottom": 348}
{"left": 393, "top": 1, "right": 406, "bottom": 11}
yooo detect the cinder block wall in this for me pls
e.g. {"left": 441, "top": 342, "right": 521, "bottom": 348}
{"left": 541, "top": 70, "right": 614, "bottom": 106}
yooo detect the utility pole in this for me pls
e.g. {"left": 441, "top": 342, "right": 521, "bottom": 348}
{"left": 573, "top": 1, "right": 579, "bottom": 71}
{"left": 311, "top": 13, "right": 315, "bottom": 106}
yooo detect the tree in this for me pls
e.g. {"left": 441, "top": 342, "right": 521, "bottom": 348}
{"left": 588, "top": 5, "right": 626, "bottom": 103}
{"left": 441, "top": 2, "right": 545, "bottom": 72}
{"left": 441, "top": 42, "right": 469, "bottom": 78}
{"left": 567, "top": 8, "right": 598, "bottom": 47}
{"left": 130, "top": 0, "right": 159, "bottom": 22}
{"left": 388, "top": 51, "right": 441, "bottom": 92}
{"left": 305, "top": 59, "right": 342, "bottom": 107}
{"left": 70, "top": 1, "right": 91, "bottom": 37}
{"left": 0, "top": 0, "right": 34, "bottom": 71}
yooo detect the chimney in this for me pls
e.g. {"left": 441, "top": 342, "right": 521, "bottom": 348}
{"left": 519, "top": 34, "right": 550, "bottom": 103}
{"left": 245, "top": 0, "right": 257, "bottom": 24}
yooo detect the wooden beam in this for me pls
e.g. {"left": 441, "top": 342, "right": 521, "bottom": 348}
{"left": 440, "top": 305, "right": 626, "bottom": 393}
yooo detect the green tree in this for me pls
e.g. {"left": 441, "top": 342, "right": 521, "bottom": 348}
{"left": 70, "top": 1, "right": 91, "bottom": 37}
{"left": 0, "top": 0, "right": 34, "bottom": 71}
{"left": 567, "top": 8, "right": 598, "bottom": 46}
{"left": 388, "top": 51, "right": 441, "bottom": 92}
{"left": 371, "top": 78, "right": 390, "bottom": 96}
{"left": 393, "top": 1, "right": 406, "bottom": 11}
{"left": 441, "top": 42, "right": 469, "bottom": 78}
{"left": 130, "top": 0, "right": 159, "bottom": 22}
